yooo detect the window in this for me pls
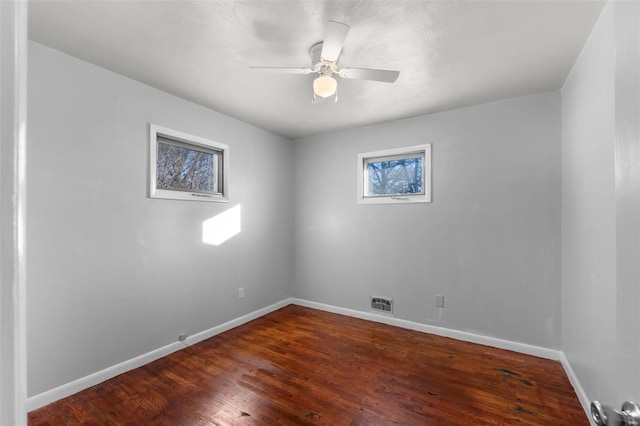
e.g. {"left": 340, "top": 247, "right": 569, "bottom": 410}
{"left": 357, "top": 144, "right": 431, "bottom": 204}
{"left": 149, "top": 123, "right": 229, "bottom": 202}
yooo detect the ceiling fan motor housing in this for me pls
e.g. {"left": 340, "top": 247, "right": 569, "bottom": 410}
{"left": 309, "top": 42, "right": 337, "bottom": 76}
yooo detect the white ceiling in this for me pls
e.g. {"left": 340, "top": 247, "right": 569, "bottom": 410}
{"left": 28, "top": 0, "right": 605, "bottom": 140}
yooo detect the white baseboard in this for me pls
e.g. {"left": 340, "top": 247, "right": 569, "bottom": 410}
{"left": 28, "top": 296, "right": 589, "bottom": 421}
{"left": 289, "top": 298, "right": 562, "bottom": 360}
{"left": 26, "top": 340, "right": 185, "bottom": 412}
{"left": 560, "top": 352, "right": 591, "bottom": 419}
{"left": 290, "top": 298, "right": 590, "bottom": 421}
{"left": 183, "top": 299, "right": 291, "bottom": 346}
{"left": 26, "top": 299, "right": 291, "bottom": 412}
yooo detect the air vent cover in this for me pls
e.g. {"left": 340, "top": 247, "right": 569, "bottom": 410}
{"left": 370, "top": 296, "right": 393, "bottom": 314}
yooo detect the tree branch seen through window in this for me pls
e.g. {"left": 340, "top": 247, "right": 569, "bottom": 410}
{"left": 156, "top": 142, "right": 216, "bottom": 193}
{"left": 366, "top": 157, "right": 423, "bottom": 196}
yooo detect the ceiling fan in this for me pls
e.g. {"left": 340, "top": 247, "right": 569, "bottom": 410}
{"left": 251, "top": 21, "right": 400, "bottom": 103}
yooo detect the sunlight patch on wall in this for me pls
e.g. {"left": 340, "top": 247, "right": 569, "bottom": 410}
{"left": 202, "top": 205, "right": 241, "bottom": 246}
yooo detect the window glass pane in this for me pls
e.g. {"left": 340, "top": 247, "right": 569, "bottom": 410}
{"left": 156, "top": 140, "right": 217, "bottom": 194}
{"left": 366, "top": 156, "right": 423, "bottom": 196}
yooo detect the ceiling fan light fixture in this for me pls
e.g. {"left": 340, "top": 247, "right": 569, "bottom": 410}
{"left": 313, "top": 75, "right": 337, "bottom": 98}
{"left": 252, "top": 20, "right": 399, "bottom": 103}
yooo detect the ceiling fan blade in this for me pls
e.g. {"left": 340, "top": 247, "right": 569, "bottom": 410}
{"left": 338, "top": 67, "right": 400, "bottom": 83}
{"left": 250, "top": 67, "right": 313, "bottom": 74}
{"left": 321, "top": 21, "right": 350, "bottom": 62}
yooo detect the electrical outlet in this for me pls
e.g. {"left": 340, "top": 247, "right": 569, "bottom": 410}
{"left": 435, "top": 295, "right": 445, "bottom": 308}
{"left": 238, "top": 287, "right": 245, "bottom": 298}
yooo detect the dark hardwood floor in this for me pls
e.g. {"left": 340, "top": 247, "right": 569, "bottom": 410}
{"left": 29, "top": 305, "right": 588, "bottom": 425}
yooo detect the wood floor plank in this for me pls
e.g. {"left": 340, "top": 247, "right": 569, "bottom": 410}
{"left": 29, "top": 305, "right": 588, "bottom": 425}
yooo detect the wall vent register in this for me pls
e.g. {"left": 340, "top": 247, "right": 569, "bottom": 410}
{"left": 370, "top": 297, "right": 394, "bottom": 314}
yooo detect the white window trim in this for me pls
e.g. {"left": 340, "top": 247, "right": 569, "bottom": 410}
{"left": 149, "top": 123, "right": 229, "bottom": 203}
{"left": 357, "top": 144, "right": 432, "bottom": 205}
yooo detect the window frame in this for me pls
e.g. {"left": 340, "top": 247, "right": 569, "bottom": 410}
{"left": 357, "top": 144, "right": 432, "bottom": 205}
{"left": 149, "top": 123, "right": 229, "bottom": 203}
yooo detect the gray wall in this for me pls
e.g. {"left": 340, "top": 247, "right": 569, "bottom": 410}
{"left": 562, "top": 0, "right": 640, "bottom": 405}
{"left": 293, "top": 92, "right": 562, "bottom": 349}
{"left": 27, "top": 42, "right": 294, "bottom": 396}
